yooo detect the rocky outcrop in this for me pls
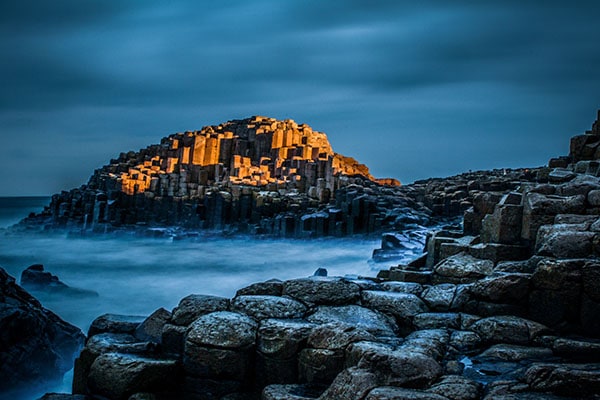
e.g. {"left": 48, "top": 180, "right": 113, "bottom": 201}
{"left": 17, "top": 117, "right": 408, "bottom": 238}
{"left": 20, "top": 264, "right": 98, "bottom": 297}
{"left": 0, "top": 268, "right": 85, "bottom": 394}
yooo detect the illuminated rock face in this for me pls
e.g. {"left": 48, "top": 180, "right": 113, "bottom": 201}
{"left": 116, "top": 116, "right": 398, "bottom": 196}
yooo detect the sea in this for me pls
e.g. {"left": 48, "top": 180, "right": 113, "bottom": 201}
{"left": 0, "top": 196, "right": 425, "bottom": 399}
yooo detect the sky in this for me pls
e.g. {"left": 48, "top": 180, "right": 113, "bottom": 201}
{"left": 1, "top": 1, "right": 599, "bottom": 196}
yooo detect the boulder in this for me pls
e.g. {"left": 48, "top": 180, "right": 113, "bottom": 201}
{"left": 469, "top": 273, "right": 530, "bottom": 303}
{"left": 0, "top": 268, "right": 85, "bottom": 391}
{"left": 134, "top": 308, "right": 171, "bottom": 344}
{"left": 401, "top": 329, "right": 449, "bottom": 360}
{"left": 421, "top": 284, "right": 457, "bottom": 311}
{"left": 361, "top": 290, "right": 428, "bottom": 322}
{"left": 552, "top": 337, "right": 600, "bottom": 360}
{"left": 261, "top": 384, "right": 323, "bottom": 400}
{"left": 477, "top": 344, "right": 553, "bottom": 361}
{"left": 171, "top": 294, "right": 229, "bottom": 326}
{"left": 235, "top": 279, "right": 283, "bottom": 297}
{"left": 535, "top": 225, "right": 594, "bottom": 259}
{"left": 358, "top": 347, "right": 442, "bottom": 388}
{"left": 413, "top": 313, "right": 460, "bottom": 330}
{"left": 257, "top": 319, "right": 315, "bottom": 359}
{"left": 448, "top": 330, "right": 482, "bottom": 352}
{"left": 366, "top": 386, "right": 448, "bottom": 400}
{"left": 433, "top": 253, "right": 493, "bottom": 284}
{"left": 524, "top": 363, "right": 600, "bottom": 397}
{"left": 160, "top": 323, "right": 187, "bottom": 356}
{"left": 307, "top": 323, "right": 375, "bottom": 350}
{"left": 381, "top": 281, "right": 423, "bottom": 296}
{"left": 471, "top": 316, "right": 549, "bottom": 345}
{"left": 319, "top": 367, "right": 378, "bottom": 400}
{"left": 298, "top": 348, "right": 344, "bottom": 384}
{"left": 88, "top": 314, "right": 145, "bottom": 338}
{"left": 87, "top": 353, "right": 179, "bottom": 400}
{"left": 306, "top": 305, "right": 396, "bottom": 337}
{"left": 231, "top": 295, "right": 307, "bottom": 320}
{"left": 184, "top": 312, "right": 257, "bottom": 380}
{"left": 521, "top": 192, "right": 585, "bottom": 242}
{"left": 345, "top": 341, "right": 396, "bottom": 368}
{"left": 427, "top": 375, "right": 482, "bottom": 400}
{"left": 282, "top": 277, "right": 360, "bottom": 306}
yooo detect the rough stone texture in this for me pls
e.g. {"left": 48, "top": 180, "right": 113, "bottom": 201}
{"left": 186, "top": 311, "right": 257, "bottom": 349}
{"left": 261, "top": 384, "right": 323, "bottom": 400}
{"left": 366, "top": 386, "right": 448, "bottom": 400}
{"left": 87, "top": 353, "right": 179, "bottom": 400}
{"left": 361, "top": 290, "right": 428, "bottom": 322}
{"left": 257, "top": 319, "right": 315, "bottom": 359}
{"left": 478, "top": 344, "right": 553, "bottom": 361}
{"left": 471, "top": 316, "right": 549, "bottom": 345}
{"left": 421, "top": 284, "right": 457, "bottom": 311}
{"left": 298, "top": 348, "right": 344, "bottom": 384}
{"left": 358, "top": 347, "right": 442, "bottom": 388}
{"left": 88, "top": 313, "right": 145, "bottom": 338}
{"left": 318, "top": 367, "right": 378, "bottom": 400}
{"left": 433, "top": 253, "right": 494, "bottom": 284}
{"left": 470, "top": 274, "right": 530, "bottom": 303}
{"left": 236, "top": 279, "right": 283, "bottom": 297}
{"left": 427, "top": 375, "right": 482, "bottom": 400}
{"left": 0, "top": 268, "right": 85, "bottom": 391}
{"left": 282, "top": 277, "right": 360, "bottom": 306}
{"left": 524, "top": 363, "right": 600, "bottom": 397}
{"left": 413, "top": 313, "right": 460, "bottom": 330}
{"left": 306, "top": 305, "right": 396, "bottom": 336}
{"left": 171, "top": 294, "right": 230, "bottom": 326}
{"left": 134, "top": 308, "right": 171, "bottom": 344}
{"left": 231, "top": 295, "right": 307, "bottom": 320}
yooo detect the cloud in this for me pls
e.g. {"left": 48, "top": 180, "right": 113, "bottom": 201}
{"left": 0, "top": 1, "right": 599, "bottom": 195}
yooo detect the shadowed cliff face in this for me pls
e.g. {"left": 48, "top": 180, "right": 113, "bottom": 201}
{"left": 114, "top": 116, "right": 399, "bottom": 196}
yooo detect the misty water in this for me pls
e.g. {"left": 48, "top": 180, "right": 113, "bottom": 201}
{"left": 0, "top": 197, "right": 426, "bottom": 399}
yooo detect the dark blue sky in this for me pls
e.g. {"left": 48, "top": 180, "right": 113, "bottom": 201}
{"left": 1, "top": 1, "right": 599, "bottom": 196}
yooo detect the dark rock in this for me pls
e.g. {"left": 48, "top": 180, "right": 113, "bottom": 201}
{"left": 160, "top": 323, "right": 187, "bottom": 356}
{"left": 171, "top": 294, "right": 230, "bottom": 326}
{"left": 87, "top": 353, "right": 180, "bottom": 400}
{"left": 318, "top": 367, "right": 378, "bottom": 400}
{"left": 282, "top": 277, "right": 360, "bottom": 306}
{"left": 306, "top": 305, "right": 397, "bottom": 336}
{"left": 433, "top": 253, "right": 493, "bottom": 284}
{"left": 524, "top": 363, "right": 600, "bottom": 397}
{"left": 88, "top": 313, "right": 145, "bottom": 338}
{"left": 427, "top": 375, "right": 482, "bottom": 400}
{"left": 413, "top": 313, "right": 460, "bottom": 330}
{"left": 261, "top": 384, "right": 323, "bottom": 400}
{"left": 357, "top": 347, "right": 442, "bottom": 388}
{"left": 134, "top": 308, "right": 171, "bottom": 344}
{"left": 184, "top": 312, "right": 257, "bottom": 380}
{"left": 552, "top": 337, "right": 600, "bottom": 361}
{"left": 381, "top": 281, "right": 423, "bottom": 296}
{"left": 477, "top": 344, "right": 553, "bottom": 361}
{"left": 298, "top": 348, "right": 344, "bottom": 384}
{"left": 470, "top": 273, "right": 530, "bottom": 303}
{"left": 421, "top": 284, "right": 457, "bottom": 311}
{"left": 307, "top": 322, "right": 375, "bottom": 350}
{"left": 448, "top": 330, "right": 482, "bottom": 352}
{"left": 20, "top": 264, "right": 98, "bottom": 297}
{"left": 345, "top": 341, "right": 396, "bottom": 368}
{"left": 366, "top": 387, "right": 448, "bottom": 400}
{"left": 0, "top": 268, "right": 85, "bottom": 391}
{"left": 535, "top": 225, "right": 594, "bottom": 258}
{"left": 313, "top": 268, "right": 327, "bottom": 277}
{"left": 36, "top": 395, "right": 90, "bottom": 400}
{"left": 257, "top": 319, "right": 315, "bottom": 359}
{"left": 361, "top": 290, "right": 428, "bottom": 322}
{"left": 471, "top": 316, "right": 549, "bottom": 345}
{"left": 231, "top": 295, "right": 307, "bottom": 320}
{"left": 183, "top": 376, "right": 242, "bottom": 400}
{"left": 236, "top": 279, "right": 283, "bottom": 297}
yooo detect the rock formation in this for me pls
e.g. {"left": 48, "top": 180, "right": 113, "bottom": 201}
{"left": 18, "top": 117, "right": 406, "bottom": 237}
{"left": 40, "top": 110, "right": 600, "bottom": 400}
{"left": 0, "top": 268, "right": 85, "bottom": 395}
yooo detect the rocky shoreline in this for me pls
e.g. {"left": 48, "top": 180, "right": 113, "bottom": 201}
{"left": 2, "top": 111, "right": 600, "bottom": 399}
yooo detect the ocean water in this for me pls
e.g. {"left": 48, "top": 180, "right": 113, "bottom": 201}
{"left": 0, "top": 197, "right": 423, "bottom": 399}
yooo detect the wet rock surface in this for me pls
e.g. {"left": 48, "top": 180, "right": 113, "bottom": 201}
{"left": 0, "top": 268, "right": 85, "bottom": 393}
{"left": 36, "top": 111, "right": 600, "bottom": 399}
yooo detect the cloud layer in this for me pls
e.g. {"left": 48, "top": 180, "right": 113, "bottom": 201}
{"left": 1, "top": 1, "right": 599, "bottom": 195}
